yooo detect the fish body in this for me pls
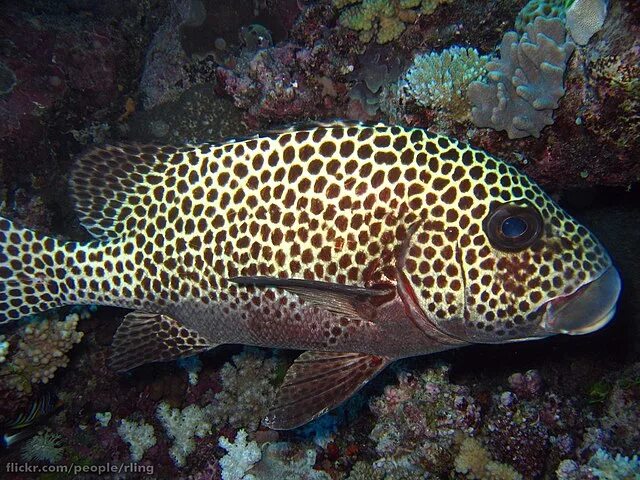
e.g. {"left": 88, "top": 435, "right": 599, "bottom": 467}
{"left": 0, "top": 122, "right": 621, "bottom": 428}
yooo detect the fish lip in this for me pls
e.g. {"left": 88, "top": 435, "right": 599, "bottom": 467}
{"left": 541, "top": 265, "right": 621, "bottom": 335}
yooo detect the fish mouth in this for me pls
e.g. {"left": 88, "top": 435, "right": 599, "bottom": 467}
{"left": 541, "top": 265, "right": 621, "bottom": 335}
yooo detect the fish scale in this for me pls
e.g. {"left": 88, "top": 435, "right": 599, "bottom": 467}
{"left": 0, "top": 122, "right": 620, "bottom": 429}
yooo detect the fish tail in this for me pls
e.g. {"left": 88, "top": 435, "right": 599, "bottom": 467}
{"left": 0, "top": 216, "right": 68, "bottom": 323}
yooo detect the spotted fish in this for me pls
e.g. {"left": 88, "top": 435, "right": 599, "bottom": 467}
{"left": 0, "top": 122, "right": 621, "bottom": 429}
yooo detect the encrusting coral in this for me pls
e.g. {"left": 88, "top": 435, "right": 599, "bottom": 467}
{"left": 401, "top": 46, "right": 489, "bottom": 120}
{"left": 368, "top": 364, "right": 481, "bottom": 477}
{"left": 468, "top": 17, "right": 575, "bottom": 139}
{"left": 515, "top": 0, "right": 568, "bottom": 32}
{"left": 334, "top": 0, "right": 453, "bottom": 44}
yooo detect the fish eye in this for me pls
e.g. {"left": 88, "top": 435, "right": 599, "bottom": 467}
{"left": 483, "top": 202, "right": 543, "bottom": 251}
{"left": 501, "top": 216, "right": 528, "bottom": 238}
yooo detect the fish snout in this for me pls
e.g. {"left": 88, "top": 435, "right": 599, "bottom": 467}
{"left": 541, "top": 265, "right": 622, "bottom": 335}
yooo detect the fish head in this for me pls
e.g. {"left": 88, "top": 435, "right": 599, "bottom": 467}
{"left": 398, "top": 148, "right": 621, "bottom": 345}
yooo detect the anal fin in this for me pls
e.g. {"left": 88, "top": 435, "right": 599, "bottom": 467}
{"left": 109, "top": 311, "right": 215, "bottom": 372}
{"left": 264, "top": 351, "right": 391, "bottom": 430}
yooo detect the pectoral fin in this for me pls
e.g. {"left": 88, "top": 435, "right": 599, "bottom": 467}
{"left": 109, "top": 311, "right": 215, "bottom": 372}
{"left": 264, "top": 351, "right": 392, "bottom": 430}
{"left": 230, "top": 276, "right": 395, "bottom": 323}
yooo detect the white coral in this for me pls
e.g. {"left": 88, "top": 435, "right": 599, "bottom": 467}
{"left": 218, "top": 429, "right": 261, "bottom": 480}
{"left": 402, "top": 46, "right": 489, "bottom": 117}
{"left": 117, "top": 418, "right": 156, "bottom": 462}
{"left": 156, "top": 402, "right": 211, "bottom": 467}
{"left": 209, "top": 348, "right": 278, "bottom": 431}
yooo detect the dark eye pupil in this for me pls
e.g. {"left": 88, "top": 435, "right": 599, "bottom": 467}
{"left": 501, "top": 216, "right": 528, "bottom": 238}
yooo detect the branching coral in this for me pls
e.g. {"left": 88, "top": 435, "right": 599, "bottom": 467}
{"left": 218, "top": 429, "right": 261, "bottom": 480}
{"left": 208, "top": 347, "right": 278, "bottom": 431}
{"left": 468, "top": 17, "right": 575, "bottom": 139}
{"left": 401, "top": 46, "right": 489, "bottom": 119}
{"left": 218, "top": 430, "right": 330, "bottom": 480}
{"left": 334, "top": 0, "right": 453, "bottom": 44}
{"left": 117, "top": 418, "right": 157, "bottom": 462}
{"left": 156, "top": 402, "right": 211, "bottom": 467}
{"left": 2, "top": 312, "right": 84, "bottom": 393}
{"left": 588, "top": 449, "right": 640, "bottom": 479}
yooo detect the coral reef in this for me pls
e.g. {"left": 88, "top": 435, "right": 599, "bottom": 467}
{"left": 156, "top": 402, "right": 212, "bottom": 467}
{"left": 139, "top": 0, "right": 196, "bottom": 109}
{"left": 454, "top": 437, "right": 523, "bottom": 480}
{"left": 468, "top": 17, "right": 575, "bottom": 139}
{"left": 219, "top": 429, "right": 331, "bottom": 480}
{"left": 1, "top": 313, "right": 84, "bottom": 393}
{"left": 20, "top": 430, "right": 64, "bottom": 463}
{"left": 515, "top": 0, "right": 567, "bottom": 32}
{"left": 347, "top": 45, "right": 403, "bottom": 118}
{"left": 218, "top": 429, "right": 261, "bottom": 480}
{"left": 0, "top": 1, "right": 638, "bottom": 479}
{"left": 368, "top": 364, "right": 481, "bottom": 476}
{"left": 334, "top": 0, "right": 454, "bottom": 44}
{"left": 400, "top": 46, "right": 489, "bottom": 119}
{"left": 580, "top": 0, "right": 640, "bottom": 150}
{"left": 117, "top": 418, "right": 157, "bottom": 462}
{"left": 250, "top": 442, "right": 330, "bottom": 480}
{"left": 209, "top": 348, "right": 278, "bottom": 431}
{"left": 588, "top": 449, "right": 640, "bottom": 479}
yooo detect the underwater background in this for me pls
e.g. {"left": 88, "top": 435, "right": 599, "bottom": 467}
{"left": 0, "top": 0, "right": 638, "bottom": 478}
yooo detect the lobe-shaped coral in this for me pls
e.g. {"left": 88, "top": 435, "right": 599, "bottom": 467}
{"left": 467, "top": 17, "right": 575, "bottom": 139}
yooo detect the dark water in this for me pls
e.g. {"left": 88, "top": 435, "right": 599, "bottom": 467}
{"left": 0, "top": 1, "right": 638, "bottom": 479}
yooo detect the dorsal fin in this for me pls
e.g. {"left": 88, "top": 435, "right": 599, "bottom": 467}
{"left": 70, "top": 143, "right": 179, "bottom": 240}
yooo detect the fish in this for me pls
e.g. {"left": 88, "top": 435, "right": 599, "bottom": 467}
{"left": 0, "top": 122, "right": 621, "bottom": 429}
{"left": 1, "top": 391, "right": 60, "bottom": 448}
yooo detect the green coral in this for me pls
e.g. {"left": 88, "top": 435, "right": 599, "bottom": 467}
{"left": 401, "top": 46, "right": 489, "bottom": 119}
{"left": 515, "top": 0, "right": 567, "bottom": 31}
{"left": 334, "top": 0, "right": 453, "bottom": 44}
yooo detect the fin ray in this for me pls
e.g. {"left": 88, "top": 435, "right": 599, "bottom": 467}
{"left": 264, "top": 351, "right": 391, "bottom": 429}
{"left": 230, "top": 276, "right": 394, "bottom": 324}
{"left": 109, "top": 311, "right": 214, "bottom": 372}
{"left": 0, "top": 217, "right": 66, "bottom": 323}
{"left": 70, "top": 144, "right": 174, "bottom": 240}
